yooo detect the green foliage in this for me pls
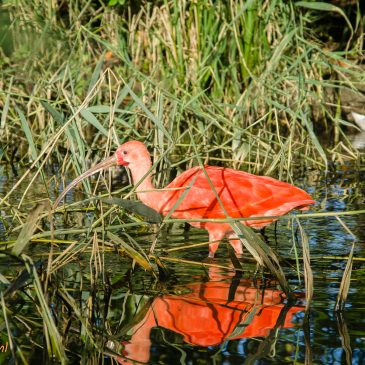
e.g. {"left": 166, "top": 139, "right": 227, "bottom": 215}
{"left": 108, "top": 0, "right": 127, "bottom": 6}
{"left": 0, "top": 0, "right": 363, "bottom": 176}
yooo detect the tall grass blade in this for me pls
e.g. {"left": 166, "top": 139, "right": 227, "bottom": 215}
{"left": 122, "top": 81, "right": 173, "bottom": 142}
{"left": 335, "top": 241, "right": 355, "bottom": 312}
{"left": 86, "top": 105, "right": 112, "bottom": 113}
{"left": 301, "top": 112, "right": 327, "bottom": 167}
{"left": 106, "top": 232, "right": 155, "bottom": 273}
{"left": 4, "top": 260, "right": 43, "bottom": 298}
{"left": 303, "top": 316, "right": 313, "bottom": 365}
{"left": 244, "top": 303, "right": 296, "bottom": 363}
{"left": 0, "top": 76, "right": 12, "bottom": 130}
{"left": 226, "top": 242, "right": 243, "bottom": 271}
{"left": 266, "top": 30, "right": 295, "bottom": 74}
{"left": 297, "top": 220, "right": 313, "bottom": 315}
{"left": 11, "top": 202, "right": 49, "bottom": 256}
{"left": 1, "top": 293, "right": 14, "bottom": 358}
{"left": 295, "top": 1, "right": 353, "bottom": 49}
{"left": 24, "top": 256, "right": 67, "bottom": 363}
{"left": 57, "top": 287, "right": 96, "bottom": 345}
{"left": 102, "top": 197, "right": 162, "bottom": 223}
{"left": 40, "top": 100, "right": 65, "bottom": 124}
{"left": 233, "top": 222, "right": 290, "bottom": 294}
{"left": 336, "top": 311, "right": 352, "bottom": 364}
{"left": 80, "top": 108, "right": 109, "bottom": 137}
{"left": 87, "top": 54, "right": 105, "bottom": 96}
{"left": 15, "top": 105, "right": 38, "bottom": 162}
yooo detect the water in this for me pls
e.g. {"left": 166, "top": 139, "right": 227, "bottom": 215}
{"left": 0, "top": 162, "right": 364, "bottom": 364}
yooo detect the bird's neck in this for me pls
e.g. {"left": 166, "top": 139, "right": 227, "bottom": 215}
{"left": 130, "top": 163, "right": 163, "bottom": 212}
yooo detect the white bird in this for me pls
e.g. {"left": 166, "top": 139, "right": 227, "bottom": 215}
{"left": 351, "top": 111, "right": 365, "bottom": 131}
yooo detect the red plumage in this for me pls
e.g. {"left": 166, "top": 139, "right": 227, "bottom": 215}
{"left": 156, "top": 165, "right": 314, "bottom": 257}
{"left": 159, "top": 166, "right": 314, "bottom": 230}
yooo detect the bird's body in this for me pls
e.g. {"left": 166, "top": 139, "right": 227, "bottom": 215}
{"left": 154, "top": 165, "right": 313, "bottom": 227}
{"left": 54, "top": 141, "right": 315, "bottom": 257}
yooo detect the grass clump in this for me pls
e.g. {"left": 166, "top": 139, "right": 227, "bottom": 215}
{"left": 0, "top": 0, "right": 364, "bottom": 180}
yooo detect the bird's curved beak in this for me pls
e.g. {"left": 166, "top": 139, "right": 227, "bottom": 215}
{"left": 53, "top": 154, "right": 118, "bottom": 209}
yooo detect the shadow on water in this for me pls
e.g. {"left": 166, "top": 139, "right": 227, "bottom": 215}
{"left": 0, "top": 163, "right": 365, "bottom": 364}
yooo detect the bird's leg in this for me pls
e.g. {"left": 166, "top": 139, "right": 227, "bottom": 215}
{"left": 208, "top": 231, "right": 225, "bottom": 258}
{"left": 226, "top": 233, "right": 244, "bottom": 257}
{"left": 208, "top": 241, "right": 219, "bottom": 259}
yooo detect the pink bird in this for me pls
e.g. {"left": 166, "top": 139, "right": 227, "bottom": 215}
{"left": 54, "top": 141, "right": 315, "bottom": 258}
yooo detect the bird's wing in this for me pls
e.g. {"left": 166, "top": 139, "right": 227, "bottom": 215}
{"left": 158, "top": 166, "right": 314, "bottom": 219}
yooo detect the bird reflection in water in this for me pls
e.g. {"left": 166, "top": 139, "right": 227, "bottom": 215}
{"left": 108, "top": 267, "right": 304, "bottom": 364}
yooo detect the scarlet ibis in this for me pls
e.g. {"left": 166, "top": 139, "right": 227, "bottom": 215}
{"left": 54, "top": 140, "right": 315, "bottom": 257}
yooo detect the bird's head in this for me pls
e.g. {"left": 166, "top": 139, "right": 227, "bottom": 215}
{"left": 53, "top": 140, "right": 150, "bottom": 209}
{"left": 115, "top": 140, "right": 151, "bottom": 168}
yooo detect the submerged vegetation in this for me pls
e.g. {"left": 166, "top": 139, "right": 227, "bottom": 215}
{"left": 0, "top": 0, "right": 364, "bottom": 363}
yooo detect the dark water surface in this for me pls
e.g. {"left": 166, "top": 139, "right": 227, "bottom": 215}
{"left": 0, "top": 162, "right": 364, "bottom": 364}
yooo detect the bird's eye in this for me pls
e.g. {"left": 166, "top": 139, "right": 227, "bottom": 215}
{"left": 122, "top": 151, "right": 128, "bottom": 155}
